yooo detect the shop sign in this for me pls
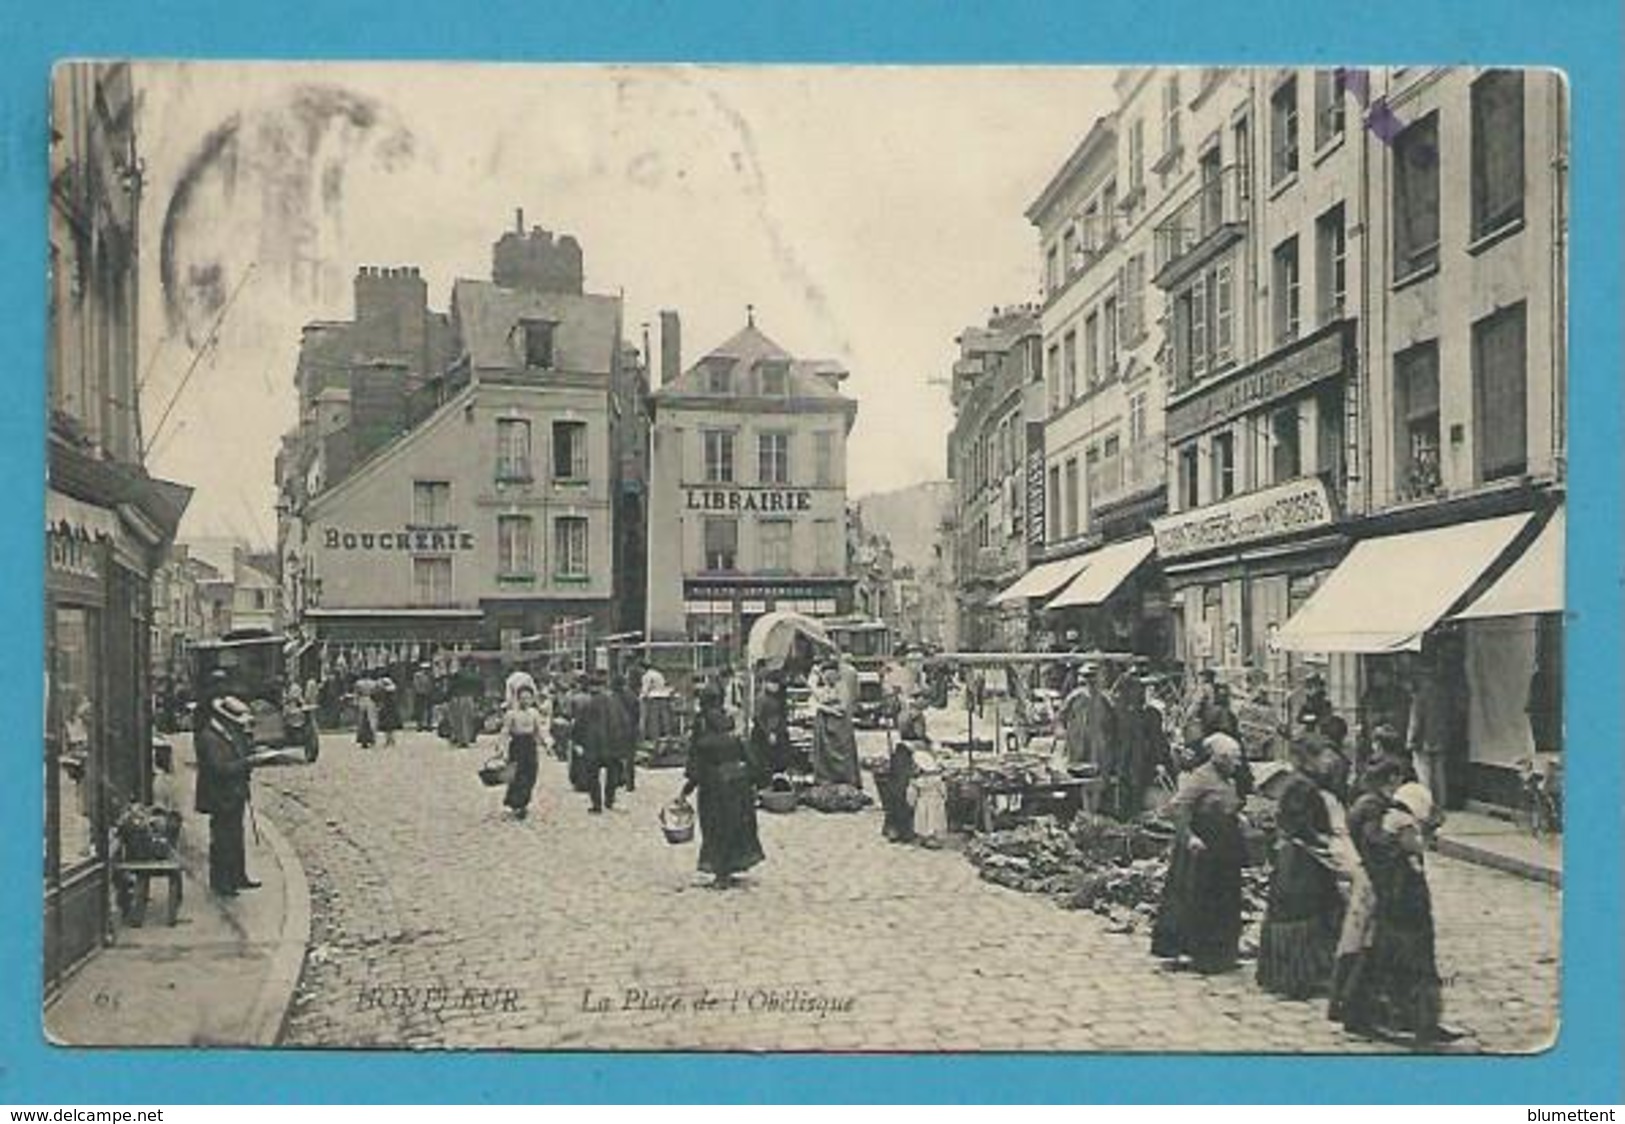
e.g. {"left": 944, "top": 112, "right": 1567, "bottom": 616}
{"left": 1166, "top": 322, "right": 1350, "bottom": 443}
{"left": 684, "top": 487, "right": 814, "bottom": 514}
{"left": 1153, "top": 477, "right": 1336, "bottom": 560}
{"left": 684, "top": 579, "right": 848, "bottom": 602}
{"left": 322, "top": 527, "right": 476, "bottom": 553}
{"left": 1025, "top": 422, "right": 1046, "bottom": 549}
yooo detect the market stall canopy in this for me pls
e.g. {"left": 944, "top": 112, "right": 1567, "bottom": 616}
{"left": 1452, "top": 506, "right": 1564, "bottom": 620}
{"left": 1274, "top": 512, "right": 1532, "bottom": 654}
{"left": 747, "top": 610, "right": 832, "bottom": 669}
{"left": 991, "top": 554, "right": 1092, "bottom": 605}
{"left": 1047, "top": 536, "right": 1156, "bottom": 609}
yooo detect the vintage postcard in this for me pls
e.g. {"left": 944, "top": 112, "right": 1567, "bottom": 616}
{"left": 42, "top": 62, "right": 1563, "bottom": 1053}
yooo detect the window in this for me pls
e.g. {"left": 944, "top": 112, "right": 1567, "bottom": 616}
{"left": 1161, "top": 73, "right": 1181, "bottom": 156}
{"left": 521, "top": 320, "right": 555, "bottom": 369}
{"left": 1271, "top": 406, "right": 1302, "bottom": 483}
{"left": 1393, "top": 112, "right": 1441, "bottom": 279}
{"left": 759, "top": 519, "right": 793, "bottom": 573}
{"left": 552, "top": 420, "right": 588, "bottom": 480}
{"left": 705, "top": 360, "right": 733, "bottom": 394}
{"left": 1394, "top": 341, "right": 1441, "bottom": 500}
{"left": 412, "top": 557, "right": 453, "bottom": 606}
{"left": 703, "top": 517, "right": 739, "bottom": 572}
{"left": 1213, "top": 261, "right": 1235, "bottom": 367}
{"left": 758, "top": 361, "right": 789, "bottom": 395}
{"left": 412, "top": 480, "right": 450, "bottom": 526}
{"left": 1316, "top": 204, "right": 1347, "bottom": 323}
{"left": 1047, "top": 464, "right": 1062, "bottom": 541}
{"left": 1103, "top": 434, "right": 1120, "bottom": 461}
{"left": 1233, "top": 114, "right": 1252, "bottom": 199}
{"left": 497, "top": 515, "right": 535, "bottom": 577}
{"left": 1122, "top": 254, "right": 1147, "bottom": 344}
{"left": 1273, "top": 236, "right": 1301, "bottom": 345}
{"left": 1102, "top": 296, "right": 1119, "bottom": 378}
{"left": 814, "top": 518, "right": 840, "bottom": 574}
{"left": 1211, "top": 431, "right": 1237, "bottom": 499}
{"left": 496, "top": 418, "right": 532, "bottom": 481}
{"left": 1063, "top": 457, "right": 1079, "bottom": 538}
{"left": 1046, "top": 344, "right": 1062, "bottom": 413}
{"left": 1270, "top": 75, "right": 1299, "bottom": 184}
{"left": 1178, "top": 444, "right": 1201, "bottom": 510}
{"left": 1314, "top": 69, "right": 1345, "bottom": 149}
{"left": 758, "top": 431, "right": 791, "bottom": 485}
{"left": 1083, "top": 314, "right": 1100, "bottom": 389}
{"left": 554, "top": 516, "right": 589, "bottom": 578}
{"left": 1128, "top": 118, "right": 1146, "bottom": 195}
{"left": 702, "top": 429, "right": 735, "bottom": 483}
{"left": 49, "top": 605, "right": 98, "bottom": 870}
{"left": 1183, "top": 273, "right": 1209, "bottom": 380}
{"left": 813, "top": 431, "right": 835, "bottom": 486}
{"left": 1062, "top": 330, "right": 1078, "bottom": 402}
{"left": 1046, "top": 245, "right": 1061, "bottom": 294}
{"left": 1473, "top": 303, "right": 1528, "bottom": 482}
{"left": 1063, "top": 227, "right": 1079, "bottom": 274}
{"left": 254, "top": 590, "right": 269, "bottom": 611}
{"left": 1129, "top": 392, "right": 1148, "bottom": 444}
{"left": 1472, "top": 69, "right": 1525, "bottom": 238}
{"left": 1199, "top": 145, "right": 1223, "bottom": 233}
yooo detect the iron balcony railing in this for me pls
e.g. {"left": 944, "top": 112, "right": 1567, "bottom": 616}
{"left": 1153, "top": 164, "right": 1249, "bottom": 288}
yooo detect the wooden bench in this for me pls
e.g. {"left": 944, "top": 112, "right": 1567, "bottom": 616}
{"left": 113, "top": 858, "right": 184, "bottom": 927}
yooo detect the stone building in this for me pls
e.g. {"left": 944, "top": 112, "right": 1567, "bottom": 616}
{"left": 645, "top": 313, "right": 858, "bottom": 656}
{"left": 45, "top": 62, "right": 192, "bottom": 990}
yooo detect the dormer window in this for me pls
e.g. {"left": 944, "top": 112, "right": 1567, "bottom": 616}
{"left": 705, "top": 359, "right": 734, "bottom": 394}
{"left": 520, "top": 318, "right": 556, "bottom": 369}
{"left": 758, "top": 361, "right": 789, "bottom": 395}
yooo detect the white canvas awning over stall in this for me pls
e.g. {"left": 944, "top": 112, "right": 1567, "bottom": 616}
{"left": 1452, "top": 507, "right": 1564, "bottom": 621}
{"left": 1273, "top": 513, "right": 1532, "bottom": 654}
{"left": 1047, "top": 535, "right": 1156, "bottom": 609}
{"left": 991, "top": 554, "right": 1092, "bottom": 605}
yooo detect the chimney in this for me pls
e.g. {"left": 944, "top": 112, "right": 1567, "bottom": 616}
{"left": 515, "top": 207, "right": 524, "bottom": 234}
{"left": 659, "top": 310, "right": 681, "bottom": 386}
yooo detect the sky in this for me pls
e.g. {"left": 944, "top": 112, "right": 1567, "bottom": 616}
{"left": 131, "top": 63, "right": 1117, "bottom": 544}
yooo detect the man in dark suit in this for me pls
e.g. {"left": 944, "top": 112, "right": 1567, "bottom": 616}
{"left": 571, "top": 672, "right": 622, "bottom": 813}
{"left": 194, "top": 695, "right": 258, "bottom": 896}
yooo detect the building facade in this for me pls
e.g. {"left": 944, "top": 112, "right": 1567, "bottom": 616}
{"left": 46, "top": 63, "right": 192, "bottom": 990}
{"left": 646, "top": 315, "right": 858, "bottom": 656}
{"left": 944, "top": 306, "right": 1041, "bottom": 650}
{"left": 281, "top": 220, "right": 641, "bottom": 679}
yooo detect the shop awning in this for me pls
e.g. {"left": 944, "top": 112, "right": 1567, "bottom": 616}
{"left": 992, "top": 553, "right": 1092, "bottom": 604}
{"left": 1274, "top": 512, "right": 1532, "bottom": 654}
{"left": 1453, "top": 507, "right": 1564, "bottom": 620}
{"left": 1047, "top": 535, "right": 1156, "bottom": 609}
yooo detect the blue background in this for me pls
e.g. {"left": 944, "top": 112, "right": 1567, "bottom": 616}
{"left": 2, "top": 0, "right": 1619, "bottom": 1104}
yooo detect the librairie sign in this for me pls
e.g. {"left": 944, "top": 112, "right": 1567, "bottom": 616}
{"left": 1152, "top": 476, "right": 1336, "bottom": 559}
{"left": 323, "top": 527, "right": 477, "bottom": 552}
{"left": 684, "top": 487, "right": 814, "bottom": 514}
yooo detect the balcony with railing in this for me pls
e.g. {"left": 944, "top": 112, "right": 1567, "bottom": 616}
{"left": 1088, "top": 437, "right": 1168, "bottom": 512}
{"left": 1153, "top": 164, "right": 1249, "bottom": 289}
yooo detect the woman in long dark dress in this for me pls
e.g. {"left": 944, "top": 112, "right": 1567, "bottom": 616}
{"left": 1328, "top": 760, "right": 1402, "bottom": 1035}
{"left": 1257, "top": 740, "right": 1345, "bottom": 998}
{"left": 1151, "top": 733, "right": 1247, "bottom": 974}
{"left": 502, "top": 686, "right": 544, "bottom": 820}
{"left": 681, "top": 686, "right": 766, "bottom": 889}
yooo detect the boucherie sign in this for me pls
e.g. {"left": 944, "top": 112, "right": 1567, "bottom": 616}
{"left": 322, "top": 527, "right": 476, "bottom": 552}
{"left": 684, "top": 487, "right": 814, "bottom": 513}
{"left": 1152, "top": 477, "right": 1336, "bottom": 559}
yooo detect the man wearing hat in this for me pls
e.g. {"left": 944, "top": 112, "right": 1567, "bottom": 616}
{"left": 194, "top": 694, "right": 259, "bottom": 897}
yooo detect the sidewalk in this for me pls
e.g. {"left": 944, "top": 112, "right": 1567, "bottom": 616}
{"left": 1435, "top": 807, "right": 1562, "bottom": 887}
{"left": 45, "top": 754, "right": 311, "bottom": 1046}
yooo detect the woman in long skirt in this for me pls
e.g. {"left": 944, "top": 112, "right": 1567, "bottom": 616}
{"left": 1329, "top": 761, "right": 1404, "bottom": 1034}
{"left": 502, "top": 686, "right": 544, "bottom": 820}
{"left": 1151, "top": 733, "right": 1247, "bottom": 974}
{"left": 1257, "top": 740, "right": 1345, "bottom": 998}
{"left": 355, "top": 683, "right": 378, "bottom": 749}
{"left": 680, "top": 685, "right": 765, "bottom": 889}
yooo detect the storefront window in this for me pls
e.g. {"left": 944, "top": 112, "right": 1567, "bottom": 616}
{"left": 49, "top": 606, "right": 99, "bottom": 873}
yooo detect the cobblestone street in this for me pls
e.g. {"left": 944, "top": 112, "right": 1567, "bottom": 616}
{"left": 253, "top": 729, "right": 1559, "bottom": 1053}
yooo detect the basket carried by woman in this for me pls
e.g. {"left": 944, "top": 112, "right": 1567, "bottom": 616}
{"left": 659, "top": 799, "right": 696, "bottom": 844}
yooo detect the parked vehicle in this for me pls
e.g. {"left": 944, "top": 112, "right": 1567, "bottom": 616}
{"left": 191, "top": 629, "right": 320, "bottom": 763}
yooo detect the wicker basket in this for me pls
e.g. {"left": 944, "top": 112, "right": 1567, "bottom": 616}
{"left": 659, "top": 801, "right": 696, "bottom": 844}
{"left": 759, "top": 789, "right": 799, "bottom": 814}
{"left": 478, "top": 755, "right": 515, "bottom": 788}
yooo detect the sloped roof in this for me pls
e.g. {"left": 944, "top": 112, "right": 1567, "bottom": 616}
{"left": 659, "top": 322, "right": 852, "bottom": 403}
{"left": 452, "top": 280, "right": 621, "bottom": 375}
